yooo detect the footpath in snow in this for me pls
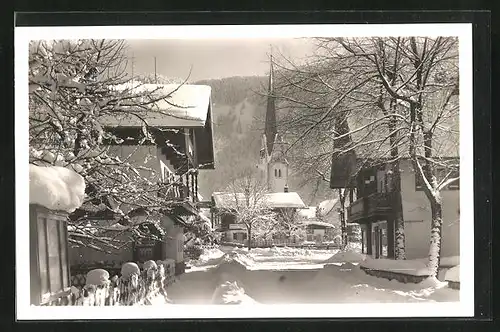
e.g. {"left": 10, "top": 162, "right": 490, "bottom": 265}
{"left": 167, "top": 247, "right": 459, "bottom": 305}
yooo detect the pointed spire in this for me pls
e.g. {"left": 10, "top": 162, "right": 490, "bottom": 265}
{"left": 265, "top": 47, "right": 277, "bottom": 156}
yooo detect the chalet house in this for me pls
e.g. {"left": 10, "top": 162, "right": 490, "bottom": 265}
{"left": 298, "top": 205, "right": 337, "bottom": 244}
{"left": 69, "top": 83, "right": 215, "bottom": 275}
{"left": 211, "top": 191, "right": 306, "bottom": 244}
{"left": 330, "top": 156, "right": 460, "bottom": 260}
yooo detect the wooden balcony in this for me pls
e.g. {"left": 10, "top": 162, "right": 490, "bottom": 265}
{"left": 157, "top": 180, "right": 199, "bottom": 216}
{"left": 159, "top": 182, "right": 189, "bottom": 201}
{"left": 347, "top": 192, "right": 394, "bottom": 223}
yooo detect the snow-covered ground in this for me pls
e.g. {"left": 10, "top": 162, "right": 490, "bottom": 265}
{"left": 168, "top": 246, "right": 459, "bottom": 305}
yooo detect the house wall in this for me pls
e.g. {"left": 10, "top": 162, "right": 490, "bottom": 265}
{"left": 161, "top": 216, "right": 184, "bottom": 263}
{"left": 107, "top": 145, "right": 162, "bottom": 181}
{"left": 399, "top": 159, "right": 460, "bottom": 259}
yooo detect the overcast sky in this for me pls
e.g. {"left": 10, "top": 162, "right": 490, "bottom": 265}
{"left": 124, "top": 38, "right": 316, "bottom": 81}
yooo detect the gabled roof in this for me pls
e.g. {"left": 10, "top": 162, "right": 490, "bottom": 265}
{"left": 212, "top": 192, "right": 248, "bottom": 210}
{"left": 99, "top": 83, "right": 212, "bottom": 128}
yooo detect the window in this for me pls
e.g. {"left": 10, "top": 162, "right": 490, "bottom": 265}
{"left": 233, "top": 233, "right": 238, "bottom": 240}
{"left": 274, "top": 169, "right": 278, "bottom": 177}
{"left": 278, "top": 169, "right": 282, "bottom": 178}
{"left": 243, "top": 233, "right": 247, "bottom": 240}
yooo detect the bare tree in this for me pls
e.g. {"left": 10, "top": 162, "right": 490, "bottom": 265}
{"left": 29, "top": 39, "right": 195, "bottom": 252}
{"left": 269, "top": 37, "right": 459, "bottom": 276}
{"left": 220, "top": 170, "right": 277, "bottom": 250}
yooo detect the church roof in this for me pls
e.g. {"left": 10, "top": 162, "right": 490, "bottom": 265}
{"left": 264, "top": 55, "right": 278, "bottom": 156}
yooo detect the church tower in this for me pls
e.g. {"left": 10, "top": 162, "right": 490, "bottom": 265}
{"left": 258, "top": 52, "right": 290, "bottom": 193}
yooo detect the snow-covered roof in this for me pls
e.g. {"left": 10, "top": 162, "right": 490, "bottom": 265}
{"left": 301, "top": 220, "right": 335, "bottom": 228}
{"left": 99, "top": 83, "right": 212, "bottom": 128}
{"left": 317, "top": 198, "right": 338, "bottom": 217}
{"left": 29, "top": 164, "right": 86, "bottom": 213}
{"left": 212, "top": 191, "right": 306, "bottom": 210}
{"left": 264, "top": 192, "right": 306, "bottom": 209}
{"left": 298, "top": 206, "right": 317, "bottom": 219}
{"left": 212, "top": 192, "right": 247, "bottom": 209}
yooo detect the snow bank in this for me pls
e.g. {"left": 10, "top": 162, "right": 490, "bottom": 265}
{"left": 195, "top": 247, "right": 225, "bottom": 265}
{"left": 360, "top": 258, "right": 431, "bottom": 276}
{"left": 211, "top": 280, "right": 258, "bottom": 305}
{"left": 323, "top": 250, "right": 366, "bottom": 264}
{"left": 444, "top": 265, "right": 459, "bottom": 282}
{"left": 29, "top": 164, "right": 86, "bottom": 213}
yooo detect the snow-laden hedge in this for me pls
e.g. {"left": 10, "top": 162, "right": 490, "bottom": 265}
{"left": 48, "top": 259, "right": 176, "bottom": 306}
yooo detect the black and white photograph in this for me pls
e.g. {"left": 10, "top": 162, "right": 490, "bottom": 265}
{"left": 15, "top": 23, "right": 474, "bottom": 319}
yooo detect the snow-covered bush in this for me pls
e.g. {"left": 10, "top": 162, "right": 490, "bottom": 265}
{"left": 185, "top": 244, "right": 204, "bottom": 261}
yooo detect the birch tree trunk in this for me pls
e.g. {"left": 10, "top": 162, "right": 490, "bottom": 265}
{"left": 428, "top": 198, "right": 443, "bottom": 277}
{"left": 422, "top": 131, "right": 443, "bottom": 277}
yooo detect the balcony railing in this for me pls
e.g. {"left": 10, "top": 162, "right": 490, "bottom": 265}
{"left": 158, "top": 182, "right": 189, "bottom": 201}
{"left": 347, "top": 192, "right": 393, "bottom": 222}
{"left": 157, "top": 170, "right": 199, "bottom": 204}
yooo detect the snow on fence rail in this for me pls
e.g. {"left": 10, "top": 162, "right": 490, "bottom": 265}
{"left": 44, "top": 260, "right": 176, "bottom": 306}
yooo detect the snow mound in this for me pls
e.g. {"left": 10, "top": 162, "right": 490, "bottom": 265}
{"left": 419, "top": 276, "right": 449, "bottom": 289}
{"left": 121, "top": 262, "right": 140, "bottom": 278}
{"left": 323, "top": 250, "right": 366, "bottom": 264}
{"left": 197, "top": 247, "right": 225, "bottom": 264}
{"left": 85, "top": 269, "right": 110, "bottom": 286}
{"left": 29, "top": 164, "right": 86, "bottom": 213}
{"left": 211, "top": 280, "right": 258, "bottom": 305}
{"left": 444, "top": 265, "right": 460, "bottom": 282}
{"left": 214, "top": 254, "right": 249, "bottom": 276}
{"left": 360, "top": 258, "right": 431, "bottom": 276}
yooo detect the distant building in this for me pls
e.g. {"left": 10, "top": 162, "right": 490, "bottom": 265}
{"left": 211, "top": 191, "right": 306, "bottom": 244}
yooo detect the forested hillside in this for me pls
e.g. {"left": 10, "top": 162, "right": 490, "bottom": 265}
{"left": 195, "top": 76, "right": 337, "bottom": 205}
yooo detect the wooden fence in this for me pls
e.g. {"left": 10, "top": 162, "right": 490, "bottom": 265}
{"left": 43, "top": 260, "right": 176, "bottom": 306}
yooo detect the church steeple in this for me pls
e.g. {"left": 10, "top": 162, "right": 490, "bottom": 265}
{"left": 264, "top": 50, "right": 277, "bottom": 156}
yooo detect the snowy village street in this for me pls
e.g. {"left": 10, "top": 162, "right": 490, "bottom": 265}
{"left": 166, "top": 247, "right": 459, "bottom": 305}
{"left": 21, "top": 29, "right": 467, "bottom": 318}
